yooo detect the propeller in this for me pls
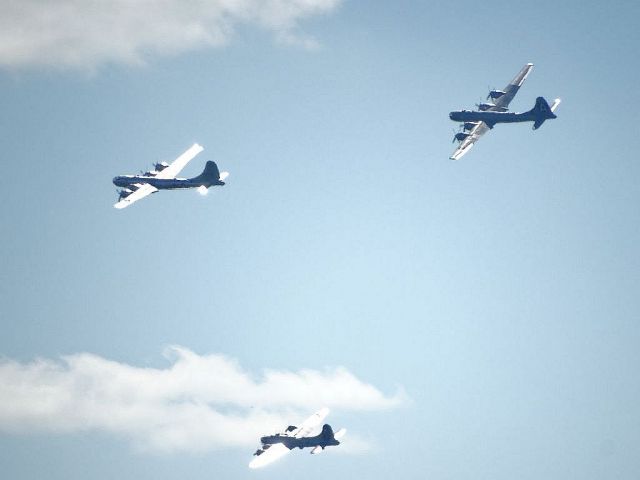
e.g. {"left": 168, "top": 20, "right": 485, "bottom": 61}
{"left": 486, "top": 87, "right": 506, "bottom": 101}
{"left": 486, "top": 86, "right": 494, "bottom": 100}
{"left": 475, "top": 100, "right": 494, "bottom": 111}
{"left": 452, "top": 127, "right": 469, "bottom": 144}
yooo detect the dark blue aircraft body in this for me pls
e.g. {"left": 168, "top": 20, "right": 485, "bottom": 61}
{"left": 113, "top": 160, "right": 225, "bottom": 190}
{"left": 257, "top": 424, "right": 341, "bottom": 453}
{"left": 449, "top": 96, "right": 557, "bottom": 130}
{"left": 448, "top": 63, "right": 560, "bottom": 160}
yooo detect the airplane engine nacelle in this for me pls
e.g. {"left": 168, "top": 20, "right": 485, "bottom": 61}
{"left": 477, "top": 103, "right": 495, "bottom": 111}
{"left": 119, "top": 188, "right": 134, "bottom": 199}
{"left": 453, "top": 132, "right": 470, "bottom": 142}
{"left": 488, "top": 89, "right": 506, "bottom": 99}
{"left": 154, "top": 162, "right": 169, "bottom": 172}
{"left": 463, "top": 122, "right": 479, "bottom": 131}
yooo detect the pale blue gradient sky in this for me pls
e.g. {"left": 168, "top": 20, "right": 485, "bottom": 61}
{"left": 1, "top": 1, "right": 639, "bottom": 479}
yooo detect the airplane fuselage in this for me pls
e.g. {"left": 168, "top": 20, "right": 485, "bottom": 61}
{"left": 450, "top": 96, "right": 557, "bottom": 130}
{"left": 260, "top": 433, "right": 339, "bottom": 450}
{"left": 260, "top": 424, "right": 340, "bottom": 451}
{"left": 449, "top": 109, "right": 537, "bottom": 127}
{"left": 112, "top": 175, "right": 223, "bottom": 190}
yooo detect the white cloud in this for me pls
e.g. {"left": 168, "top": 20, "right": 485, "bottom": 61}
{"left": 0, "top": 0, "right": 342, "bottom": 70}
{"left": 0, "top": 346, "right": 405, "bottom": 453}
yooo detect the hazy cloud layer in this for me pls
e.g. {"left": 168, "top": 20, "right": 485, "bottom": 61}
{"left": 0, "top": 0, "right": 342, "bottom": 70}
{"left": 0, "top": 346, "right": 404, "bottom": 452}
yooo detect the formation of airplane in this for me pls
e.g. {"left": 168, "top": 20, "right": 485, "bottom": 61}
{"left": 249, "top": 408, "right": 346, "bottom": 469}
{"left": 112, "top": 65, "right": 559, "bottom": 210}
{"left": 107, "top": 65, "right": 559, "bottom": 469}
{"left": 112, "top": 143, "right": 228, "bottom": 209}
{"left": 449, "top": 63, "right": 561, "bottom": 160}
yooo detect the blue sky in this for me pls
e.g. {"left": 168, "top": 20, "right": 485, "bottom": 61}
{"left": 1, "top": 1, "right": 639, "bottom": 479}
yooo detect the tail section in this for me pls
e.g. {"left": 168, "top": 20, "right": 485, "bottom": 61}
{"left": 316, "top": 424, "right": 345, "bottom": 451}
{"left": 529, "top": 96, "right": 558, "bottom": 130}
{"left": 191, "top": 160, "right": 225, "bottom": 187}
{"left": 321, "top": 424, "right": 335, "bottom": 440}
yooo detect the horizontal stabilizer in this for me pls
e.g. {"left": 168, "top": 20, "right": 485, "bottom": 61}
{"left": 219, "top": 171, "right": 230, "bottom": 181}
{"left": 550, "top": 98, "right": 562, "bottom": 112}
{"left": 334, "top": 428, "right": 347, "bottom": 440}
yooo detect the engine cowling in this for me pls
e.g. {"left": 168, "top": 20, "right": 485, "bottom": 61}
{"left": 477, "top": 102, "right": 495, "bottom": 111}
{"left": 118, "top": 188, "right": 133, "bottom": 199}
{"left": 488, "top": 89, "right": 506, "bottom": 100}
{"left": 154, "top": 162, "right": 169, "bottom": 172}
{"left": 453, "top": 132, "right": 470, "bottom": 143}
{"left": 463, "top": 122, "right": 479, "bottom": 131}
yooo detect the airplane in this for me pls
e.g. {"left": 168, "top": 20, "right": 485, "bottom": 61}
{"left": 249, "top": 407, "right": 346, "bottom": 469}
{"left": 449, "top": 63, "right": 561, "bottom": 160}
{"left": 112, "top": 143, "right": 228, "bottom": 209}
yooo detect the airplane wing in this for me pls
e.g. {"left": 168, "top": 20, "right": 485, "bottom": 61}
{"left": 155, "top": 143, "right": 204, "bottom": 179}
{"left": 249, "top": 443, "right": 290, "bottom": 469}
{"left": 113, "top": 183, "right": 158, "bottom": 209}
{"left": 292, "top": 407, "right": 330, "bottom": 438}
{"left": 248, "top": 408, "right": 330, "bottom": 469}
{"left": 450, "top": 63, "right": 534, "bottom": 160}
{"left": 492, "top": 63, "right": 534, "bottom": 111}
{"left": 450, "top": 122, "right": 490, "bottom": 160}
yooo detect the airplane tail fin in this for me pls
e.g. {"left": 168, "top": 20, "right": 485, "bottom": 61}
{"left": 321, "top": 424, "right": 335, "bottom": 439}
{"left": 191, "top": 161, "right": 226, "bottom": 187}
{"left": 529, "top": 96, "right": 558, "bottom": 130}
{"left": 320, "top": 424, "right": 342, "bottom": 446}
